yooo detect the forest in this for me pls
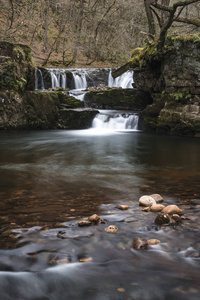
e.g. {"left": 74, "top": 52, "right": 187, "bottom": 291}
{"left": 0, "top": 0, "right": 200, "bottom": 67}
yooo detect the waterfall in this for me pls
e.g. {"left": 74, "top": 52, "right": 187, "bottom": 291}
{"left": 108, "top": 70, "right": 134, "bottom": 88}
{"left": 92, "top": 111, "right": 139, "bottom": 131}
{"left": 35, "top": 69, "right": 45, "bottom": 90}
{"left": 72, "top": 71, "right": 87, "bottom": 89}
{"left": 49, "top": 69, "right": 67, "bottom": 89}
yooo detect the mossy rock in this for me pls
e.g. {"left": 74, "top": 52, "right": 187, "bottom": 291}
{"left": 58, "top": 109, "right": 98, "bottom": 129}
{"left": 0, "top": 41, "right": 35, "bottom": 91}
{"left": 84, "top": 88, "right": 152, "bottom": 110}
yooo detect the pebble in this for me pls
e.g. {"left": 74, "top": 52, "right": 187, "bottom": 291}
{"left": 150, "top": 204, "right": 165, "bottom": 212}
{"left": 133, "top": 237, "right": 148, "bottom": 249}
{"left": 171, "top": 214, "right": 182, "bottom": 223}
{"left": 148, "top": 239, "right": 161, "bottom": 245}
{"left": 105, "top": 225, "right": 118, "bottom": 233}
{"left": 117, "top": 205, "right": 129, "bottom": 210}
{"left": 155, "top": 213, "right": 170, "bottom": 225}
{"left": 139, "top": 195, "right": 156, "bottom": 207}
{"left": 150, "top": 194, "right": 164, "bottom": 203}
{"left": 162, "top": 205, "right": 183, "bottom": 215}
{"left": 78, "top": 220, "right": 92, "bottom": 227}
{"left": 88, "top": 214, "right": 102, "bottom": 224}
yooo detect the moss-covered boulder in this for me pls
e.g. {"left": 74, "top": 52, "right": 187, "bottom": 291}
{"left": 0, "top": 90, "right": 97, "bottom": 130}
{"left": 58, "top": 108, "right": 98, "bottom": 129}
{"left": 84, "top": 88, "right": 152, "bottom": 110}
{"left": 0, "top": 41, "right": 35, "bottom": 91}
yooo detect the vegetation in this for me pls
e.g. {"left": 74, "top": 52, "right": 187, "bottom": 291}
{"left": 1, "top": 0, "right": 200, "bottom": 67}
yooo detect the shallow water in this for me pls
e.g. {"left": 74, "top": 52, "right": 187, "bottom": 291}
{"left": 0, "top": 129, "right": 200, "bottom": 299}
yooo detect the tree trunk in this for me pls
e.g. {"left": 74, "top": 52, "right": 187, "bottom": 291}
{"left": 161, "top": 0, "right": 170, "bottom": 26}
{"left": 144, "top": 0, "right": 156, "bottom": 36}
{"left": 43, "top": 0, "right": 49, "bottom": 53}
{"left": 72, "top": 0, "right": 84, "bottom": 63}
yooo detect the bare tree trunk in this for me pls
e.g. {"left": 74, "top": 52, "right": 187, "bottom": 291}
{"left": 144, "top": 0, "right": 156, "bottom": 37}
{"left": 72, "top": 0, "right": 85, "bottom": 63}
{"left": 161, "top": 0, "right": 170, "bottom": 26}
{"left": 43, "top": 0, "right": 49, "bottom": 53}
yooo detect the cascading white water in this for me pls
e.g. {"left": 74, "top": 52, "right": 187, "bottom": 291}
{"left": 92, "top": 111, "right": 139, "bottom": 131}
{"left": 108, "top": 70, "right": 134, "bottom": 88}
{"left": 72, "top": 72, "right": 87, "bottom": 89}
{"left": 35, "top": 69, "right": 45, "bottom": 90}
{"left": 49, "top": 69, "right": 67, "bottom": 89}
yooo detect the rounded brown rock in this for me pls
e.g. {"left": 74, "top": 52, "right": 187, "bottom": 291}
{"left": 162, "top": 205, "right": 183, "bottom": 215}
{"left": 150, "top": 194, "right": 164, "bottom": 203}
{"left": 148, "top": 239, "right": 161, "bottom": 245}
{"left": 139, "top": 195, "right": 156, "bottom": 207}
{"left": 133, "top": 237, "right": 148, "bottom": 249}
{"left": 105, "top": 225, "right": 118, "bottom": 233}
{"left": 117, "top": 205, "right": 129, "bottom": 210}
{"left": 150, "top": 204, "right": 165, "bottom": 212}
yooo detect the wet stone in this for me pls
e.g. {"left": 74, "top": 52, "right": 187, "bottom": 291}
{"left": 162, "top": 205, "right": 183, "bottom": 215}
{"left": 133, "top": 237, "right": 148, "bottom": 250}
{"left": 171, "top": 214, "right": 182, "bottom": 223}
{"left": 155, "top": 214, "right": 170, "bottom": 226}
{"left": 105, "top": 225, "right": 118, "bottom": 233}
{"left": 139, "top": 195, "right": 156, "bottom": 207}
{"left": 117, "top": 205, "right": 129, "bottom": 210}
{"left": 150, "top": 194, "right": 164, "bottom": 203}
{"left": 150, "top": 204, "right": 165, "bottom": 212}
{"left": 78, "top": 220, "right": 92, "bottom": 227}
{"left": 88, "top": 214, "right": 103, "bottom": 224}
{"left": 148, "top": 239, "right": 161, "bottom": 245}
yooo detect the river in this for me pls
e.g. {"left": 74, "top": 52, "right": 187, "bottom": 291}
{"left": 0, "top": 127, "right": 200, "bottom": 299}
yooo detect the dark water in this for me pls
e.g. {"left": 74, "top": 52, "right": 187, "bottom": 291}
{"left": 0, "top": 129, "right": 200, "bottom": 300}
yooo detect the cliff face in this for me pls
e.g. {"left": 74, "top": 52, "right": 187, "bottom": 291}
{"left": 130, "top": 36, "right": 200, "bottom": 137}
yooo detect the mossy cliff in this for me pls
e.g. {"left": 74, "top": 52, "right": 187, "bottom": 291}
{"left": 0, "top": 41, "right": 35, "bottom": 91}
{"left": 0, "top": 41, "right": 97, "bottom": 130}
{"left": 129, "top": 34, "right": 200, "bottom": 137}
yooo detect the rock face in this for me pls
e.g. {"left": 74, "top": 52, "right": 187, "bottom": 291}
{"left": 130, "top": 36, "right": 200, "bottom": 137}
{"left": 0, "top": 91, "right": 98, "bottom": 130}
{"left": 0, "top": 41, "right": 35, "bottom": 91}
{"left": 84, "top": 88, "right": 152, "bottom": 110}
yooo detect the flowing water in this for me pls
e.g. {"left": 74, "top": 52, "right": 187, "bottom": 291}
{"left": 0, "top": 127, "right": 200, "bottom": 300}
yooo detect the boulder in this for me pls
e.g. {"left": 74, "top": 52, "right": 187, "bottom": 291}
{"left": 139, "top": 195, "right": 156, "bottom": 207}
{"left": 78, "top": 220, "right": 92, "bottom": 227}
{"left": 162, "top": 205, "right": 183, "bottom": 215}
{"left": 88, "top": 214, "right": 102, "bottom": 224}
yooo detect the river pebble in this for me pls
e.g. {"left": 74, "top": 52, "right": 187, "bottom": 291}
{"left": 155, "top": 214, "right": 170, "bottom": 225}
{"left": 133, "top": 237, "right": 148, "bottom": 249}
{"left": 139, "top": 195, "right": 156, "bottom": 207}
{"left": 148, "top": 239, "right": 161, "bottom": 245}
{"left": 88, "top": 214, "right": 103, "bottom": 224}
{"left": 150, "top": 194, "right": 164, "bottom": 203}
{"left": 117, "top": 205, "right": 129, "bottom": 210}
{"left": 162, "top": 205, "right": 183, "bottom": 215}
{"left": 105, "top": 225, "right": 118, "bottom": 233}
{"left": 150, "top": 204, "right": 165, "bottom": 212}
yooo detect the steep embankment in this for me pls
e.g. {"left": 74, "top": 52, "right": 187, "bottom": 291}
{"left": 0, "top": 41, "right": 97, "bottom": 129}
{"left": 130, "top": 35, "right": 200, "bottom": 137}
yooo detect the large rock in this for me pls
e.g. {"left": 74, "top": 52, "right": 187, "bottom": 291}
{"left": 84, "top": 88, "right": 152, "bottom": 110}
{"left": 0, "top": 91, "right": 98, "bottom": 130}
{"left": 150, "top": 204, "right": 165, "bottom": 212}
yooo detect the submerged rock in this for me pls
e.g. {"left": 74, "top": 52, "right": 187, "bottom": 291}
{"left": 117, "top": 205, "right": 129, "bottom": 210}
{"left": 162, "top": 205, "right": 183, "bottom": 215}
{"left": 105, "top": 225, "right": 118, "bottom": 233}
{"left": 78, "top": 220, "right": 92, "bottom": 227}
{"left": 148, "top": 239, "right": 161, "bottom": 245}
{"left": 150, "top": 204, "right": 165, "bottom": 212}
{"left": 139, "top": 195, "right": 156, "bottom": 207}
{"left": 133, "top": 237, "right": 148, "bottom": 249}
{"left": 155, "top": 214, "right": 170, "bottom": 226}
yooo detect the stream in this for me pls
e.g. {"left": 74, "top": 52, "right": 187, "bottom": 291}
{"left": 0, "top": 128, "right": 200, "bottom": 300}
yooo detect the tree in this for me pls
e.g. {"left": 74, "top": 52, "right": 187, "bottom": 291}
{"left": 145, "top": 0, "right": 200, "bottom": 51}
